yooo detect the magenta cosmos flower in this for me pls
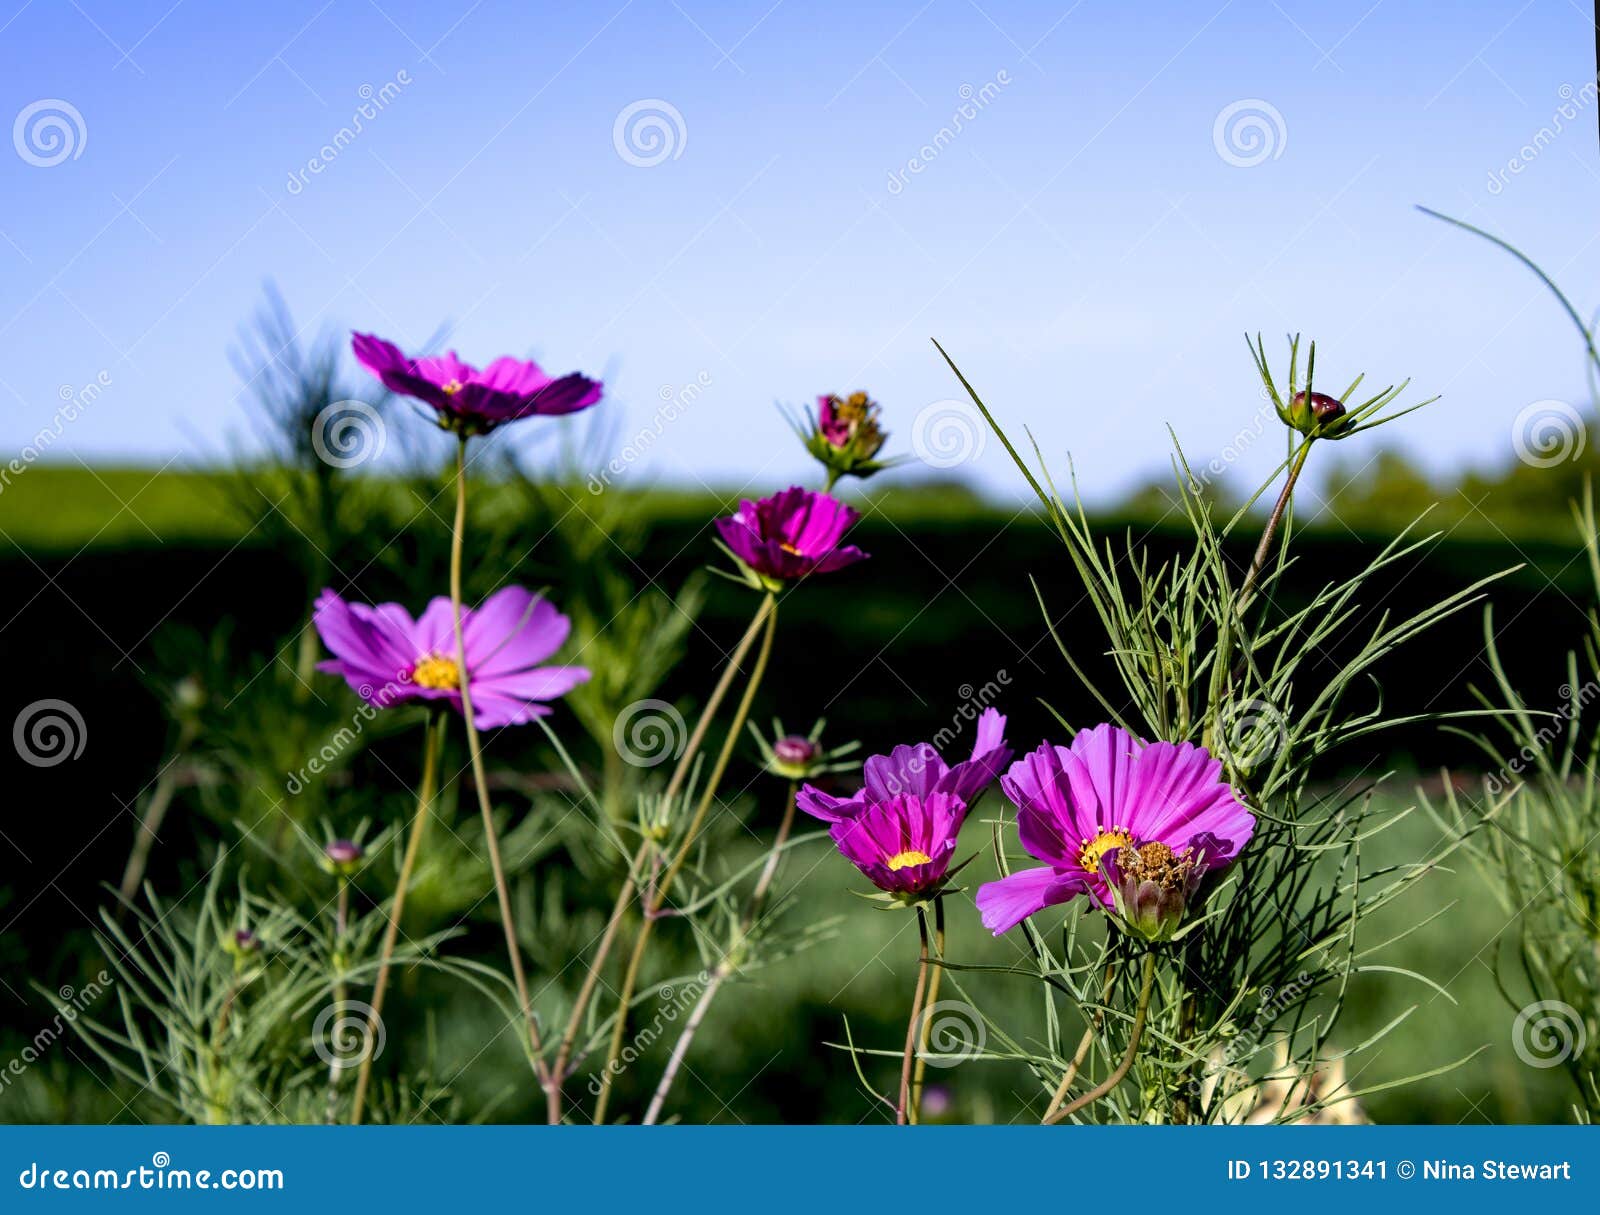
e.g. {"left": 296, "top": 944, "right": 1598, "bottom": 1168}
{"left": 351, "top": 333, "right": 602, "bottom": 436}
{"left": 975, "top": 724, "right": 1255, "bottom": 937}
{"left": 797, "top": 707, "right": 1011, "bottom": 823}
{"left": 714, "top": 487, "right": 868, "bottom": 586}
{"left": 829, "top": 791, "right": 966, "bottom": 897}
{"left": 313, "top": 585, "right": 589, "bottom": 729}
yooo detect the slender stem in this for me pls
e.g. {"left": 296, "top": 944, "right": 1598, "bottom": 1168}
{"left": 117, "top": 724, "right": 197, "bottom": 915}
{"left": 911, "top": 895, "right": 946, "bottom": 1118}
{"left": 350, "top": 715, "right": 441, "bottom": 1126}
{"left": 642, "top": 967, "right": 723, "bottom": 1126}
{"left": 450, "top": 436, "right": 547, "bottom": 1076}
{"left": 1044, "top": 951, "right": 1157, "bottom": 1125}
{"left": 547, "top": 841, "right": 649, "bottom": 1123}
{"left": 655, "top": 596, "right": 778, "bottom": 900}
{"left": 592, "top": 596, "right": 778, "bottom": 1123}
{"left": 896, "top": 905, "right": 933, "bottom": 1126}
{"left": 1042, "top": 960, "right": 1117, "bottom": 1122}
{"left": 746, "top": 782, "right": 798, "bottom": 910}
{"left": 325, "top": 880, "right": 350, "bottom": 1125}
{"left": 643, "top": 781, "right": 798, "bottom": 1125}
{"left": 548, "top": 595, "right": 776, "bottom": 1123}
{"left": 659, "top": 595, "right": 777, "bottom": 814}
{"left": 207, "top": 975, "right": 240, "bottom": 1125}
{"left": 1238, "top": 440, "right": 1311, "bottom": 612}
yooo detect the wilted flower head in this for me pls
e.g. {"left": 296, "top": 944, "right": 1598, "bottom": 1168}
{"left": 351, "top": 332, "right": 602, "bottom": 437}
{"left": 314, "top": 585, "right": 589, "bottom": 730}
{"left": 975, "top": 724, "right": 1254, "bottom": 937}
{"left": 1105, "top": 840, "right": 1200, "bottom": 942}
{"left": 799, "top": 391, "right": 890, "bottom": 484}
{"left": 715, "top": 487, "right": 869, "bottom": 589}
{"left": 829, "top": 791, "right": 966, "bottom": 899}
{"left": 798, "top": 707, "right": 1010, "bottom": 823}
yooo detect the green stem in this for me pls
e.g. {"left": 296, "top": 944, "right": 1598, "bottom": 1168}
{"left": 350, "top": 715, "right": 442, "bottom": 1125}
{"left": 325, "top": 880, "right": 350, "bottom": 1124}
{"left": 548, "top": 594, "right": 776, "bottom": 1123}
{"left": 911, "top": 895, "right": 946, "bottom": 1118}
{"left": 591, "top": 594, "right": 778, "bottom": 1123}
{"left": 1044, "top": 951, "right": 1157, "bottom": 1125}
{"left": 897, "top": 905, "right": 933, "bottom": 1126}
{"left": 1238, "top": 439, "right": 1312, "bottom": 612}
{"left": 547, "top": 841, "right": 649, "bottom": 1124}
{"left": 642, "top": 781, "right": 799, "bottom": 1125}
{"left": 1042, "top": 960, "right": 1117, "bottom": 1121}
{"left": 450, "top": 436, "right": 547, "bottom": 1076}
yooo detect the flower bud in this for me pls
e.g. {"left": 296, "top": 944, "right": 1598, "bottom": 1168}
{"left": 225, "top": 928, "right": 260, "bottom": 958}
{"left": 1285, "top": 390, "right": 1350, "bottom": 438}
{"left": 174, "top": 676, "right": 205, "bottom": 713}
{"left": 322, "top": 839, "right": 364, "bottom": 876}
{"left": 771, "top": 735, "right": 821, "bottom": 779}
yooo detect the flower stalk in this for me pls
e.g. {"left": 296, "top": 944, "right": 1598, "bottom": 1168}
{"left": 910, "top": 895, "right": 946, "bottom": 1117}
{"left": 591, "top": 593, "right": 779, "bottom": 1122}
{"left": 449, "top": 436, "right": 549, "bottom": 1078}
{"left": 642, "top": 780, "right": 800, "bottom": 1124}
{"left": 547, "top": 593, "right": 777, "bottom": 1123}
{"left": 1043, "top": 951, "right": 1156, "bottom": 1124}
{"left": 350, "top": 714, "right": 442, "bottom": 1125}
{"left": 896, "top": 901, "right": 934, "bottom": 1125}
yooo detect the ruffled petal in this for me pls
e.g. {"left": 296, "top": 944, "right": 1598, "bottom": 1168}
{"left": 1127, "top": 740, "right": 1255, "bottom": 851}
{"left": 796, "top": 784, "right": 865, "bottom": 823}
{"left": 975, "top": 866, "right": 1088, "bottom": 935}
{"left": 863, "top": 744, "right": 944, "bottom": 800}
{"left": 1069, "top": 723, "right": 1144, "bottom": 832}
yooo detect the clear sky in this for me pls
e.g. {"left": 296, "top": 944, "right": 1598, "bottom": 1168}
{"left": 2, "top": 0, "right": 1597, "bottom": 502}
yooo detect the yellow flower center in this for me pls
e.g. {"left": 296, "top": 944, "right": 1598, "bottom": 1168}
{"left": 440, "top": 379, "right": 464, "bottom": 395}
{"left": 885, "top": 849, "right": 933, "bottom": 871}
{"left": 1078, "top": 828, "right": 1133, "bottom": 876}
{"left": 779, "top": 541, "right": 803, "bottom": 555}
{"left": 411, "top": 654, "right": 461, "bottom": 690}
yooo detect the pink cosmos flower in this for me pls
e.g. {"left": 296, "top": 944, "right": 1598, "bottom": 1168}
{"left": 313, "top": 585, "right": 589, "bottom": 730}
{"left": 351, "top": 332, "right": 601, "bottom": 436}
{"left": 976, "top": 724, "right": 1255, "bottom": 936}
{"left": 797, "top": 707, "right": 1010, "bottom": 823}
{"left": 714, "top": 487, "right": 868, "bottom": 583}
{"left": 829, "top": 791, "right": 966, "bottom": 897}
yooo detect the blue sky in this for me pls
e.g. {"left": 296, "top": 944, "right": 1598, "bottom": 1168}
{"left": 2, "top": 0, "right": 1597, "bottom": 502}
